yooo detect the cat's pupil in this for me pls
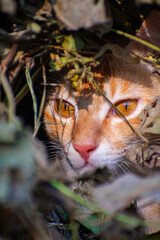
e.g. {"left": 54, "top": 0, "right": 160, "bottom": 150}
{"left": 54, "top": 99, "right": 75, "bottom": 117}
{"left": 65, "top": 103, "right": 71, "bottom": 115}
{"left": 124, "top": 102, "right": 128, "bottom": 111}
{"left": 64, "top": 102, "right": 68, "bottom": 110}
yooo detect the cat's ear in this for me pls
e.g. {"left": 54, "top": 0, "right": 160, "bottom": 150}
{"left": 127, "top": 9, "right": 160, "bottom": 56}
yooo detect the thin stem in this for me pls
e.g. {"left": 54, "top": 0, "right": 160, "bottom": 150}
{"left": 25, "top": 67, "right": 38, "bottom": 134}
{"left": 107, "top": 27, "right": 160, "bottom": 52}
{"left": 33, "top": 64, "right": 47, "bottom": 137}
{"left": 0, "top": 71, "right": 15, "bottom": 122}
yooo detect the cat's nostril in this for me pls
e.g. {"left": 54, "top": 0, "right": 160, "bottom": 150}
{"left": 73, "top": 143, "right": 98, "bottom": 163}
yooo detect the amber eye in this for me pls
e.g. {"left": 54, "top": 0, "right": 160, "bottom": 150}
{"left": 115, "top": 99, "right": 138, "bottom": 116}
{"left": 54, "top": 99, "right": 75, "bottom": 117}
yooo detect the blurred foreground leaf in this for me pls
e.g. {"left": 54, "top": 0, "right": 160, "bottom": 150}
{"left": 54, "top": 0, "right": 112, "bottom": 31}
{"left": 93, "top": 174, "right": 160, "bottom": 214}
{"left": 0, "top": 118, "right": 47, "bottom": 206}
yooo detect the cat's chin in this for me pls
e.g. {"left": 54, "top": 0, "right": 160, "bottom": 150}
{"left": 68, "top": 162, "right": 106, "bottom": 178}
{"left": 64, "top": 163, "right": 95, "bottom": 178}
{"left": 77, "top": 163, "right": 97, "bottom": 176}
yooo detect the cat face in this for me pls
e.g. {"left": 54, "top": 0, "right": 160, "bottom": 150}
{"left": 44, "top": 56, "right": 160, "bottom": 177}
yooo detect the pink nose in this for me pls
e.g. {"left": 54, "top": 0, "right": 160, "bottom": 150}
{"left": 73, "top": 143, "right": 98, "bottom": 163}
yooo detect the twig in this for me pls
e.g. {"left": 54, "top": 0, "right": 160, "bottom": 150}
{"left": 33, "top": 63, "right": 47, "bottom": 137}
{"left": 1, "top": 43, "right": 18, "bottom": 74}
{"left": 25, "top": 67, "right": 38, "bottom": 134}
{"left": 107, "top": 27, "right": 160, "bottom": 52}
{"left": 0, "top": 71, "right": 15, "bottom": 122}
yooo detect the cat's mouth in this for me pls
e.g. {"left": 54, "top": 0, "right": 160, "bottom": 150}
{"left": 75, "top": 163, "right": 97, "bottom": 176}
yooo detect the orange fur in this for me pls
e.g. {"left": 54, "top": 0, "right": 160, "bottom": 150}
{"left": 121, "top": 80, "right": 132, "bottom": 95}
{"left": 110, "top": 77, "right": 117, "bottom": 98}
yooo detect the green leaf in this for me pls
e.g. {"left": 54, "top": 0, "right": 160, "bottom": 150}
{"left": 62, "top": 35, "right": 76, "bottom": 50}
{"left": 49, "top": 61, "right": 63, "bottom": 71}
{"left": 60, "top": 56, "right": 70, "bottom": 64}
{"left": 62, "top": 34, "right": 84, "bottom": 51}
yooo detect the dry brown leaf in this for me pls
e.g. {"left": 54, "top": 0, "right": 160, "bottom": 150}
{"left": 126, "top": 96, "right": 160, "bottom": 170}
{"left": 35, "top": 0, "right": 53, "bottom": 20}
{"left": 138, "top": 96, "right": 160, "bottom": 135}
{"left": 53, "top": 0, "right": 112, "bottom": 30}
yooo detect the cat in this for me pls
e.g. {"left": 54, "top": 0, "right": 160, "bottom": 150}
{"left": 43, "top": 10, "right": 160, "bottom": 233}
{"left": 44, "top": 56, "right": 160, "bottom": 177}
{"left": 44, "top": 10, "right": 160, "bottom": 178}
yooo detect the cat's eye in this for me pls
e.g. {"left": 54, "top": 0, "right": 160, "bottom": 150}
{"left": 54, "top": 99, "right": 75, "bottom": 117}
{"left": 115, "top": 99, "right": 138, "bottom": 116}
